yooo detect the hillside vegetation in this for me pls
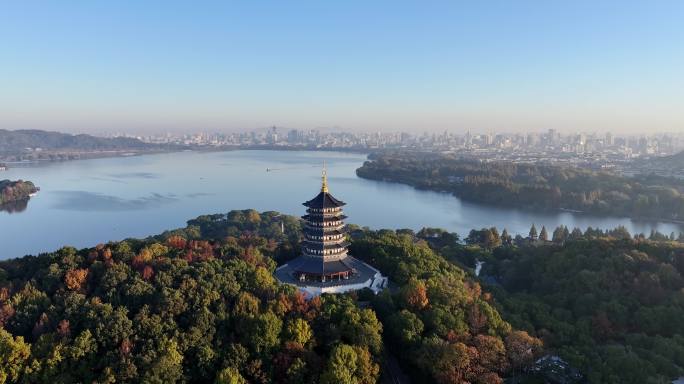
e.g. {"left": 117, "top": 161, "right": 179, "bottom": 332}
{"left": 0, "top": 210, "right": 539, "bottom": 384}
{"left": 4, "top": 209, "right": 680, "bottom": 383}
{"left": 0, "top": 129, "right": 158, "bottom": 161}
{"left": 423, "top": 225, "right": 684, "bottom": 384}
{"left": 357, "top": 152, "right": 684, "bottom": 222}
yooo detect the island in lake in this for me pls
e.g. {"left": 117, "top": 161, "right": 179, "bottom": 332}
{"left": 0, "top": 179, "right": 39, "bottom": 212}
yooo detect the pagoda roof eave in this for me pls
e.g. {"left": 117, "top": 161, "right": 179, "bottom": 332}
{"left": 286, "top": 255, "right": 354, "bottom": 275}
{"left": 302, "top": 191, "right": 346, "bottom": 209}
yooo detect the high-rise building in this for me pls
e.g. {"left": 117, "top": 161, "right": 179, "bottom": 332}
{"left": 605, "top": 132, "right": 614, "bottom": 147}
{"left": 483, "top": 133, "right": 493, "bottom": 146}
{"left": 547, "top": 129, "right": 558, "bottom": 145}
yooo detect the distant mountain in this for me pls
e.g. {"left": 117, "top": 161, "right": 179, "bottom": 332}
{"left": 0, "top": 129, "right": 165, "bottom": 161}
{"left": 0, "top": 129, "right": 150, "bottom": 153}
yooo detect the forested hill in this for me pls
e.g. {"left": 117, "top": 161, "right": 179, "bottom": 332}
{"left": 629, "top": 150, "right": 684, "bottom": 179}
{"left": 428, "top": 225, "right": 684, "bottom": 383}
{"left": 0, "top": 129, "right": 151, "bottom": 151}
{"left": 2, "top": 210, "right": 682, "bottom": 383}
{"left": 357, "top": 152, "right": 684, "bottom": 222}
{"left": 0, "top": 129, "right": 160, "bottom": 161}
{"left": 0, "top": 210, "right": 542, "bottom": 384}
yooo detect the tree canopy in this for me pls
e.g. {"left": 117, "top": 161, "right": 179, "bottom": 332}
{"left": 357, "top": 152, "right": 684, "bottom": 221}
{"left": 4, "top": 208, "right": 675, "bottom": 383}
{"left": 0, "top": 210, "right": 383, "bottom": 383}
{"left": 424, "top": 224, "right": 684, "bottom": 384}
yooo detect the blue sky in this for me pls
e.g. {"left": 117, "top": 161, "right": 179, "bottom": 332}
{"left": 1, "top": 1, "right": 682, "bottom": 134}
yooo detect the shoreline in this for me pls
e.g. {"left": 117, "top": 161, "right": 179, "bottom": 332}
{"left": 2, "top": 149, "right": 682, "bottom": 260}
{"left": 356, "top": 172, "right": 684, "bottom": 228}
{"left": 0, "top": 148, "right": 175, "bottom": 165}
{"left": 0, "top": 145, "right": 373, "bottom": 166}
{"left": 5, "top": 146, "right": 680, "bottom": 227}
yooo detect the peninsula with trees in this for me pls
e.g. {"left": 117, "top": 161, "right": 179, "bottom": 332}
{"left": 357, "top": 152, "right": 684, "bottom": 222}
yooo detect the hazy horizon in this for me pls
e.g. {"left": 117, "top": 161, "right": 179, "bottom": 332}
{"left": 1, "top": 1, "right": 683, "bottom": 135}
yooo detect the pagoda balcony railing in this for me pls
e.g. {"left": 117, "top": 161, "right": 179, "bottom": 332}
{"left": 304, "top": 222, "right": 345, "bottom": 228}
{"left": 304, "top": 223, "right": 345, "bottom": 231}
{"left": 304, "top": 233, "right": 347, "bottom": 242}
{"left": 305, "top": 207, "right": 344, "bottom": 214}
{"left": 304, "top": 212, "right": 345, "bottom": 219}
{"left": 304, "top": 231, "right": 346, "bottom": 240}
{"left": 302, "top": 242, "right": 349, "bottom": 252}
{"left": 310, "top": 237, "right": 345, "bottom": 243}
{"left": 301, "top": 214, "right": 348, "bottom": 222}
{"left": 302, "top": 248, "right": 348, "bottom": 258}
{"left": 302, "top": 240, "right": 351, "bottom": 249}
{"left": 306, "top": 208, "right": 343, "bottom": 215}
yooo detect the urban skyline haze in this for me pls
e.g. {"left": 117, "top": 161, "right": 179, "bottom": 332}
{"left": 1, "top": 1, "right": 683, "bottom": 134}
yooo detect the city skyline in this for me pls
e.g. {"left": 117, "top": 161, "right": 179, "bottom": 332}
{"left": 1, "top": 1, "right": 683, "bottom": 134}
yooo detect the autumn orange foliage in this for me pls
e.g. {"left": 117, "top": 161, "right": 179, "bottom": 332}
{"left": 166, "top": 235, "right": 187, "bottom": 249}
{"left": 64, "top": 268, "right": 89, "bottom": 291}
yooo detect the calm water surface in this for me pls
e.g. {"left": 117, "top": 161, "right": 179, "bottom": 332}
{"left": 1, "top": 150, "right": 681, "bottom": 259}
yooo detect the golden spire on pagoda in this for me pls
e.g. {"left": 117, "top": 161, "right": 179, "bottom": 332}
{"left": 321, "top": 161, "right": 329, "bottom": 193}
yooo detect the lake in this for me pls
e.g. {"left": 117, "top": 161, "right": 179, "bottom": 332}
{"left": 1, "top": 150, "right": 682, "bottom": 260}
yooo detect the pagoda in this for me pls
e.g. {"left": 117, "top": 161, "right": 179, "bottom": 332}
{"left": 275, "top": 167, "right": 387, "bottom": 295}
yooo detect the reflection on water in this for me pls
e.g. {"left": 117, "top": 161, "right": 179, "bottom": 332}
{"left": 0, "top": 199, "right": 29, "bottom": 213}
{"left": 51, "top": 191, "right": 178, "bottom": 211}
{"left": 0, "top": 150, "right": 682, "bottom": 260}
{"left": 108, "top": 172, "right": 160, "bottom": 179}
{"left": 185, "top": 192, "right": 214, "bottom": 198}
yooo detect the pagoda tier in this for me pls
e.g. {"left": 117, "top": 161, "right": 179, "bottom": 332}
{"left": 303, "top": 233, "right": 346, "bottom": 243}
{"left": 303, "top": 227, "right": 345, "bottom": 236}
{"left": 301, "top": 214, "right": 348, "bottom": 220}
{"left": 302, "top": 240, "right": 350, "bottom": 250}
{"left": 304, "top": 206, "right": 344, "bottom": 213}
{"left": 290, "top": 168, "right": 355, "bottom": 282}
